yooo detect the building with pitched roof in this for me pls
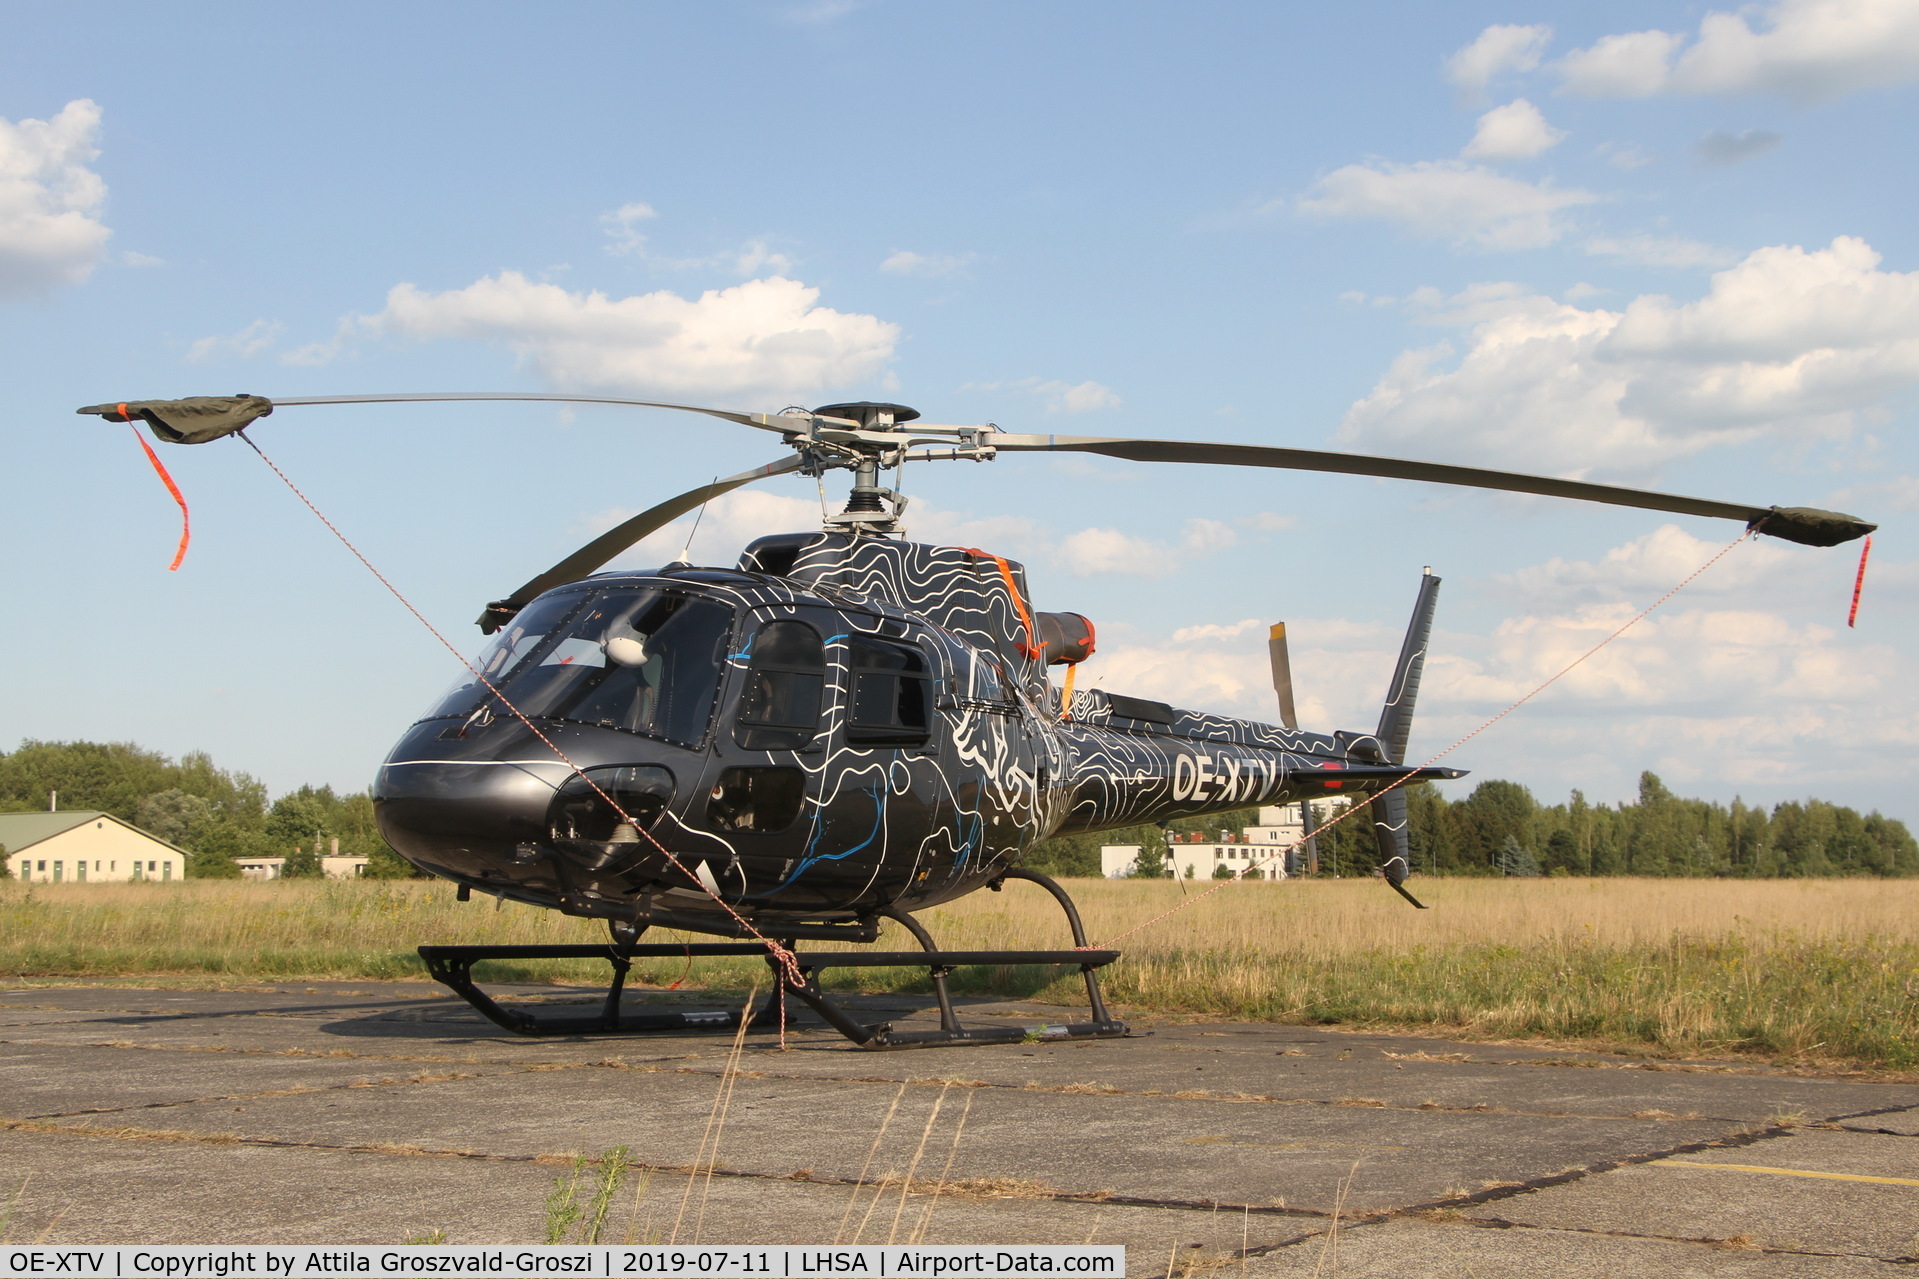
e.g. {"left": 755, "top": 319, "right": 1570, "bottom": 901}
{"left": 1, "top": 811, "right": 189, "bottom": 882}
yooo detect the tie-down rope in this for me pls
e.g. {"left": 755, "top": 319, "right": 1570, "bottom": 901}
{"left": 1091, "top": 524, "right": 1761, "bottom": 949}
{"left": 228, "top": 431, "right": 1758, "bottom": 980}
{"left": 234, "top": 433, "right": 808, "bottom": 1001}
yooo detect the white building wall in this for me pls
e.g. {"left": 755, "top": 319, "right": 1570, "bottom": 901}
{"left": 7, "top": 821, "right": 187, "bottom": 883}
{"left": 1098, "top": 802, "right": 1337, "bottom": 879}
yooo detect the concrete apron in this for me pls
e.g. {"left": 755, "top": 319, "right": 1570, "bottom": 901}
{"left": 0, "top": 982, "right": 1914, "bottom": 1276}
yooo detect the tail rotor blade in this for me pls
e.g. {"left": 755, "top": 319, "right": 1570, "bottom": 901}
{"left": 1268, "top": 622, "right": 1299, "bottom": 731}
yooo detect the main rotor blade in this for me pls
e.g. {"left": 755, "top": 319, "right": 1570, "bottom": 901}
{"left": 79, "top": 393, "right": 812, "bottom": 442}
{"left": 477, "top": 455, "right": 806, "bottom": 633}
{"left": 262, "top": 393, "right": 807, "bottom": 435}
{"left": 989, "top": 434, "right": 1875, "bottom": 547}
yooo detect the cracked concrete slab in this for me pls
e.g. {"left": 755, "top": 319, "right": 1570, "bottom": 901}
{"left": 81, "top": 1063, "right": 1739, "bottom": 1213}
{"left": 4, "top": 980, "right": 1916, "bottom": 1275}
{"left": 0, "top": 1041, "right": 521, "bottom": 1117}
{"left": 0, "top": 1129, "right": 1286, "bottom": 1251}
{"left": 1240, "top": 1216, "right": 1904, "bottom": 1277}
{"left": 1838, "top": 1106, "right": 1919, "bottom": 1136}
{"left": 1470, "top": 1129, "right": 1919, "bottom": 1261}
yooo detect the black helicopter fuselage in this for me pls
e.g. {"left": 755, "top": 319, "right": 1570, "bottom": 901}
{"left": 374, "top": 532, "right": 1454, "bottom": 936}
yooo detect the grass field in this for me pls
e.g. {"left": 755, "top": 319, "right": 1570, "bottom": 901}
{"left": 2, "top": 876, "right": 1914, "bottom": 1070}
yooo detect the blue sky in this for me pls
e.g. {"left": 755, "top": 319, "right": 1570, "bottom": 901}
{"left": 4, "top": 1, "right": 1916, "bottom": 822}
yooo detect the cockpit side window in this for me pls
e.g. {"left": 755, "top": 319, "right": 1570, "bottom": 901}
{"left": 846, "top": 638, "right": 932, "bottom": 746}
{"left": 735, "top": 620, "right": 826, "bottom": 751}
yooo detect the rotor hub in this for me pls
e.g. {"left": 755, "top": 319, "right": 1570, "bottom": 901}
{"left": 813, "top": 402, "right": 919, "bottom": 430}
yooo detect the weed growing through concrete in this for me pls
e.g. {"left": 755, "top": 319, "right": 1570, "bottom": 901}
{"left": 542, "top": 1148, "right": 633, "bottom": 1244}
{"left": 542, "top": 1154, "right": 589, "bottom": 1244}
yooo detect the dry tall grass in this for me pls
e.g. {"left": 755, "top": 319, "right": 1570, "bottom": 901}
{"left": 2, "top": 876, "right": 1914, "bottom": 1068}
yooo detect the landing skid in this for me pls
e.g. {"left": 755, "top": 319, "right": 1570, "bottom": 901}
{"left": 417, "top": 869, "right": 1129, "bottom": 1050}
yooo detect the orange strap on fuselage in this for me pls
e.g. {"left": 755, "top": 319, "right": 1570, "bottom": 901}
{"left": 122, "top": 404, "right": 190, "bottom": 571}
{"left": 963, "top": 547, "right": 1042, "bottom": 660}
{"left": 1059, "top": 660, "right": 1078, "bottom": 721}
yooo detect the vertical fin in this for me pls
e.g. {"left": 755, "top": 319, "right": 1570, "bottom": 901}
{"left": 1376, "top": 569, "right": 1442, "bottom": 765}
{"left": 1372, "top": 569, "right": 1441, "bottom": 908}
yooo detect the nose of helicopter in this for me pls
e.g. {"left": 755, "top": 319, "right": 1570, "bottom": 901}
{"left": 373, "top": 721, "right": 564, "bottom": 877}
{"left": 372, "top": 718, "right": 692, "bottom": 885}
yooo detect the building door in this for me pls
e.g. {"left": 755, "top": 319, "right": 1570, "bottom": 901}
{"left": 53, "top": 861, "right": 62, "bottom": 882}
{"left": 163, "top": 861, "right": 173, "bottom": 881}
{"left": 77, "top": 861, "right": 86, "bottom": 882}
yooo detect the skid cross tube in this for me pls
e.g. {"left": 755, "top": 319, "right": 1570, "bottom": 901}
{"left": 418, "top": 872, "right": 1127, "bottom": 1049}
{"left": 417, "top": 941, "right": 1124, "bottom": 1047}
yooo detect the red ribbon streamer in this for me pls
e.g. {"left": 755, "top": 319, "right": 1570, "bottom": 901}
{"left": 123, "top": 404, "right": 190, "bottom": 571}
{"left": 1848, "top": 534, "right": 1872, "bottom": 628}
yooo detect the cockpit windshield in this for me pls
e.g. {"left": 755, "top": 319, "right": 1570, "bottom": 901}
{"left": 421, "top": 587, "right": 734, "bottom": 747}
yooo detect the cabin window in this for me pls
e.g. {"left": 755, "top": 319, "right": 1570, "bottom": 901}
{"left": 735, "top": 621, "right": 826, "bottom": 751}
{"left": 846, "top": 639, "right": 932, "bottom": 746}
{"left": 490, "top": 590, "right": 735, "bottom": 747}
{"left": 705, "top": 767, "right": 807, "bottom": 833}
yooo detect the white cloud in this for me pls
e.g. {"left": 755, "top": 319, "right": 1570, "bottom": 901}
{"left": 1171, "top": 618, "right": 1265, "bottom": 644}
{"left": 1067, "top": 528, "right": 1916, "bottom": 803}
{"left": 1058, "top": 519, "right": 1237, "bottom": 578}
{"left": 0, "top": 99, "right": 109, "bottom": 297}
{"left": 122, "top": 250, "right": 163, "bottom": 268}
{"left": 1039, "top": 379, "right": 1121, "bottom": 413}
{"left": 601, "top": 202, "right": 793, "bottom": 276}
{"left": 1298, "top": 160, "right": 1599, "bottom": 250}
{"left": 1341, "top": 235, "right": 1919, "bottom": 475}
{"left": 1826, "top": 474, "right": 1919, "bottom": 512}
{"left": 354, "top": 271, "right": 899, "bottom": 401}
{"left": 1584, "top": 234, "right": 1736, "bottom": 269}
{"left": 1445, "top": 24, "right": 1553, "bottom": 95}
{"left": 593, "top": 487, "right": 1059, "bottom": 572}
{"left": 601, "top": 202, "right": 656, "bottom": 256}
{"left": 1558, "top": 30, "right": 1688, "bottom": 97}
{"left": 1461, "top": 99, "right": 1566, "bottom": 160}
{"left": 1559, "top": 0, "right": 1919, "bottom": 102}
{"left": 962, "top": 376, "right": 1122, "bottom": 413}
{"left": 599, "top": 489, "right": 827, "bottom": 569}
{"left": 1598, "top": 142, "right": 1653, "bottom": 170}
{"left": 186, "top": 319, "right": 283, "bottom": 363}
{"left": 719, "top": 241, "right": 796, "bottom": 278}
{"left": 879, "top": 249, "right": 978, "bottom": 277}
{"left": 1695, "top": 129, "right": 1784, "bottom": 165}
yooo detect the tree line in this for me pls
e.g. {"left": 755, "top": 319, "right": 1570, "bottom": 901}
{"left": 7, "top": 740, "right": 1913, "bottom": 881}
{"left": 0, "top": 740, "right": 414, "bottom": 878}
{"left": 1025, "top": 771, "right": 1918, "bottom": 879}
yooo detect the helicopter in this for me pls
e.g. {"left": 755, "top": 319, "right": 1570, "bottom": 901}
{"left": 79, "top": 393, "right": 1876, "bottom": 1049}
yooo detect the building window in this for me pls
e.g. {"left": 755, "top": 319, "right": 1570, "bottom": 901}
{"left": 148, "top": 861, "right": 157, "bottom": 872}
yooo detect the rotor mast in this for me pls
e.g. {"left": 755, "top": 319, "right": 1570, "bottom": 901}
{"left": 811, "top": 401, "right": 920, "bottom": 535}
